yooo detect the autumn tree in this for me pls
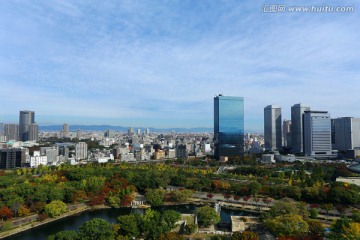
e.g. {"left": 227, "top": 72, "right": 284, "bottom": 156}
{"left": 18, "top": 205, "right": 30, "bottom": 217}
{"left": 224, "top": 193, "right": 232, "bottom": 201}
{"left": 262, "top": 197, "right": 272, "bottom": 207}
{"left": 120, "top": 194, "right": 133, "bottom": 206}
{"left": 307, "top": 219, "right": 324, "bottom": 239}
{"left": 233, "top": 195, "right": 241, "bottom": 201}
{"left": 0, "top": 206, "right": 13, "bottom": 220}
{"left": 342, "top": 222, "right": 360, "bottom": 240}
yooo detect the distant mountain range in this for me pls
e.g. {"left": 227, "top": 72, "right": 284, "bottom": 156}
{"left": 39, "top": 125, "right": 261, "bottom": 134}
{"left": 39, "top": 125, "right": 213, "bottom": 133}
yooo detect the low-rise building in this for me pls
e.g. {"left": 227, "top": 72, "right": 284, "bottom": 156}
{"left": 0, "top": 148, "right": 24, "bottom": 169}
{"left": 261, "top": 154, "right": 275, "bottom": 164}
{"left": 30, "top": 151, "right": 48, "bottom": 168}
{"left": 154, "top": 150, "right": 165, "bottom": 160}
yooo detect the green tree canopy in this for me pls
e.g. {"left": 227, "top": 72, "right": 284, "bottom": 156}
{"left": 145, "top": 189, "right": 165, "bottom": 206}
{"left": 231, "top": 231, "right": 259, "bottom": 240}
{"left": 248, "top": 181, "right": 262, "bottom": 195}
{"left": 44, "top": 200, "right": 67, "bottom": 218}
{"left": 78, "top": 218, "right": 115, "bottom": 240}
{"left": 47, "top": 230, "right": 78, "bottom": 240}
{"left": 161, "top": 210, "right": 181, "bottom": 231}
{"left": 171, "top": 189, "right": 193, "bottom": 202}
{"left": 196, "top": 206, "right": 220, "bottom": 227}
{"left": 265, "top": 214, "right": 309, "bottom": 237}
{"left": 117, "top": 214, "right": 139, "bottom": 238}
{"left": 268, "top": 199, "right": 302, "bottom": 218}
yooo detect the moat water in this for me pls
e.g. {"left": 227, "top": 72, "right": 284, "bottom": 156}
{"left": 348, "top": 164, "right": 360, "bottom": 173}
{"left": 5, "top": 205, "right": 253, "bottom": 240}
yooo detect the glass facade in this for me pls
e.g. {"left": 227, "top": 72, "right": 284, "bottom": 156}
{"left": 19, "top": 110, "right": 36, "bottom": 141}
{"left": 214, "top": 96, "right": 244, "bottom": 159}
{"left": 291, "top": 104, "right": 310, "bottom": 153}
{"left": 304, "top": 111, "right": 332, "bottom": 156}
{"left": 264, "top": 105, "right": 282, "bottom": 150}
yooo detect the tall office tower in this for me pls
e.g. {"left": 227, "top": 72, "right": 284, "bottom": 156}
{"left": 332, "top": 117, "right": 360, "bottom": 151}
{"left": 283, "top": 120, "right": 292, "bottom": 147}
{"left": 104, "top": 129, "right": 115, "bottom": 138}
{"left": 214, "top": 95, "right": 244, "bottom": 160}
{"left": 304, "top": 111, "right": 332, "bottom": 156}
{"left": 0, "top": 123, "right": 3, "bottom": 136}
{"left": 137, "top": 129, "right": 141, "bottom": 135}
{"left": 145, "top": 128, "right": 150, "bottom": 135}
{"left": 0, "top": 148, "right": 24, "bottom": 169}
{"left": 75, "top": 142, "right": 88, "bottom": 160}
{"left": 29, "top": 123, "right": 39, "bottom": 141}
{"left": 291, "top": 104, "right": 310, "bottom": 153}
{"left": 4, "top": 124, "right": 19, "bottom": 141}
{"left": 264, "top": 105, "right": 282, "bottom": 150}
{"left": 76, "top": 129, "right": 82, "bottom": 139}
{"left": 128, "top": 127, "right": 134, "bottom": 135}
{"left": 19, "top": 110, "right": 37, "bottom": 141}
{"left": 63, "top": 124, "right": 70, "bottom": 138}
{"left": 58, "top": 146, "right": 70, "bottom": 161}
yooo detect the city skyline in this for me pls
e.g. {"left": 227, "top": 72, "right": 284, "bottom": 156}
{"left": 1, "top": 1, "right": 359, "bottom": 131}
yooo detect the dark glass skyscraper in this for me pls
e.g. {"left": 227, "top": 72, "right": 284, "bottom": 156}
{"left": 19, "top": 110, "right": 37, "bottom": 141}
{"left": 291, "top": 103, "right": 310, "bottom": 153}
{"left": 214, "top": 95, "right": 244, "bottom": 160}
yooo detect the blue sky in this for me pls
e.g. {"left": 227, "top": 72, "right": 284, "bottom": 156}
{"left": 0, "top": 0, "right": 359, "bottom": 131}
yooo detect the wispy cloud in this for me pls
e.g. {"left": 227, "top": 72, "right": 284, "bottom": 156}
{"left": 0, "top": 0, "right": 359, "bottom": 130}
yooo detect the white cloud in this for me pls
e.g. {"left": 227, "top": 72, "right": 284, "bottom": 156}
{"left": 0, "top": 0, "right": 359, "bottom": 130}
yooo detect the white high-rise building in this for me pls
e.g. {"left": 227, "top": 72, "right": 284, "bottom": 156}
{"left": 291, "top": 103, "right": 310, "bottom": 153}
{"left": 75, "top": 142, "right": 88, "bottom": 160}
{"left": 76, "top": 130, "right": 82, "bottom": 139}
{"left": 63, "top": 124, "right": 70, "bottom": 138}
{"left": 264, "top": 105, "right": 282, "bottom": 150}
{"left": 304, "top": 111, "right": 332, "bottom": 156}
